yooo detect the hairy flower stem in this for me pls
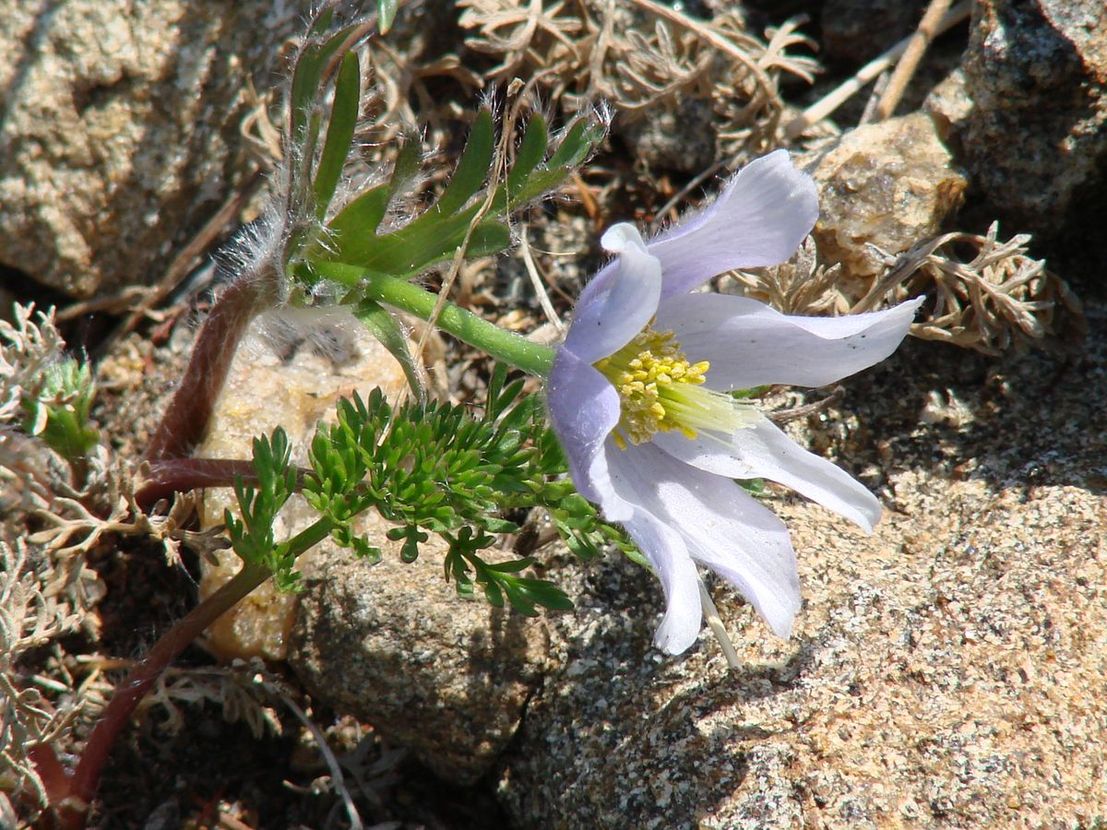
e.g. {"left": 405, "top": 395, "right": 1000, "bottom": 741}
{"left": 360, "top": 272, "right": 556, "bottom": 377}
{"left": 43, "top": 517, "right": 333, "bottom": 829}
{"left": 145, "top": 268, "right": 282, "bottom": 462}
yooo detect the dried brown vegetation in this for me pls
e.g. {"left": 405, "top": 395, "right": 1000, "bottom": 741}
{"left": 730, "top": 224, "right": 1083, "bottom": 355}
{"left": 460, "top": 0, "right": 818, "bottom": 156}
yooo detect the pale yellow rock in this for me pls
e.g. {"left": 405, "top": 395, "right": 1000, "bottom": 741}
{"left": 196, "top": 307, "right": 409, "bottom": 661}
{"left": 808, "top": 112, "right": 967, "bottom": 288}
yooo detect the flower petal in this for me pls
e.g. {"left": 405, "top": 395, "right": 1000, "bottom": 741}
{"left": 608, "top": 442, "right": 801, "bottom": 639}
{"left": 653, "top": 414, "right": 882, "bottom": 532}
{"left": 656, "top": 294, "right": 924, "bottom": 389}
{"left": 647, "top": 150, "right": 819, "bottom": 299}
{"left": 563, "top": 223, "right": 662, "bottom": 364}
{"left": 623, "top": 505, "right": 704, "bottom": 655}
{"left": 547, "top": 350, "right": 631, "bottom": 520}
{"left": 601, "top": 442, "right": 704, "bottom": 652}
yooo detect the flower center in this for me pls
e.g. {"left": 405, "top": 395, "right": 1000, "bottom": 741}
{"left": 594, "top": 324, "right": 756, "bottom": 449}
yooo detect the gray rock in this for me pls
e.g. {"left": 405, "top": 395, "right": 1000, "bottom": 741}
{"left": 0, "top": 1, "right": 308, "bottom": 298}
{"left": 961, "top": 0, "right": 1107, "bottom": 238}
{"left": 290, "top": 544, "right": 549, "bottom": 786}
{"left": 923, "top": 68, "right": 973, "bottom": 146}
{"left": 615, "top": 98, "right": 718, "bottom": 175}
{"left": 496, "top": 302, "right": 1107, "bottom": 829}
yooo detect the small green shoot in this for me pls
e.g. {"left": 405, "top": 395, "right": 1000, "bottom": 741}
{"left": 23, "top": 358, "right": 100, "bottom": 462}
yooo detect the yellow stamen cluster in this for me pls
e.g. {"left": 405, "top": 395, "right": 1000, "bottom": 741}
{"left": 595, "top": 325, "right": 754, "bottom": 449}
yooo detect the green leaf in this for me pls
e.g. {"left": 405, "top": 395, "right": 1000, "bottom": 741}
{"left": 506, "top": 114, "right": 548, "bottom": 201}
{"left": 482, "top": 557, "right": 534, "bottom": 574}
{"left": 350, "top": 535, "right": 382, "bottom": 564}
{"left": 309, "top": 7, "right": 335, "bottom": 37}
{"left": 547, "top": 117, "right": 604, "bottom": 170}
{"left": 338, "top": 203, "right": 509, "bottom": 276}
{"left": 313, "top": 50, "right": 361, "bottom": 219}
{"left": 355, "top": 299, "right": 426, "bottom": 402}
{"left": 510, "top": 117, "right": 604, "bottom": 205}
{"left": 387, "top": 135, "right": 423, "bottom": 205}
{"left": 324, "top": 137, "right": 420, "bottom": 263}
{"left": 297, "top": 364, "right": 627, "bottom": 617}
{"left": 502, "top": 582, "right": 537, "bottom": 616}
{"left": 306, "top": 110, "right": 601, "bottom": 283}
{"left": 387, "top": 525, "right": 428, "bottom": 562}
{"left": 290, "top": 22, "right": 359, "bottom": 140}
{"left": 378, "top": 0, "right": 398, "bottom": 33}
{"left": 484, "top": 363, "right": 509, "bottom": 417}
{"left": 226, "top": 428, "right": 298, "bottom": 587}
{"left": 25, "top": 358, "right": 99, "bottom": 461}
{"left": 435, "top": 110, "right": 494, "bottom": 216}
{"left": 467, "top": 219, "right": 512, "bottom": 258}
{"left": 522, "top": 580, "right": 574, "bottom": 611}
{"left": 483, "top": 580, "right": 504, "bottom": 607}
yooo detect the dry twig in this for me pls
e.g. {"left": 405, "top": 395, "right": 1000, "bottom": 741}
{"left": 724, "top": 236, "right": 848, "bottom": 316}
{"left": 461, "top": 0, "right": 818, "bottom": 159}
{"left": 0, "top": 540, "right": 100, "bottom": 813}
{"left": 866, "top": 224, "right": 1084, "bottom": 355}
{"left": 784, "top": 1, "right": 970, "bottom": 139}
{"left": 872, "top": 0, "right": 955, "bottom": 121}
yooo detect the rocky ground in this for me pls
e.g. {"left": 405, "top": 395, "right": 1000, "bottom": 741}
{"left": 2, "top": 1, "right": 1105, "bottom": 828}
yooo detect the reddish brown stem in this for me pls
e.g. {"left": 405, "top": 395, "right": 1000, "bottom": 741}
{"left": 135, "top": 458, "right": 264, "bottom": 509}
{"left": 49, "top": 562, "right": 270, "bottom": 830}
{"left": 135, "top": 458, "right": 312, "bottom": 511}
{"left": 144, "top": 271, "right": 279, "bottom": 462}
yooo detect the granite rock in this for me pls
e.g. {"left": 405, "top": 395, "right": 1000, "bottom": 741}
{"left": 961, "top": 0, "right": 1107, "bottom": 239}
{"left": 807, "top": 112, "right": 967, "bottom": 288}
{"left": 923, "top": 68, "right": 974, "bottom": 147}
{"left": 0, "top": 1, "right": 308, "bottom": 298}
{"left": 496, "top": 301, "right": 1107, "bottom": 829}
{"left": 290, "top": 541, "right": 549, "bottom": 785}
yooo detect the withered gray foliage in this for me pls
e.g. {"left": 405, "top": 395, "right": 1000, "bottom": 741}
{"left": 0, "top": 307, "right": 229, "bottom": 815}
{"left": 0, "top": 305, "right": 66, "bottom": 427}
{"left": 0, "top": 305, "right": 75, "bottom": 511}
{"left": 731, "top": 224, "right": 1083, "bottom": 355}
{"left": 138, "top": 661, "right": 281, "bottom": 741}
{"left": 0, "top": 306, "right": 104, "bottom": 811}
{"left": 723, "top": 237, "right": 846, "bottom": 316}
{"left": 0, "top": 540, "right": 100, "bottom": 811}
{"left": 859, "top": 223, "right": 1084, "bottom": 355}
{"left": 459, "top": 0, "right": 818, "bottom": 155}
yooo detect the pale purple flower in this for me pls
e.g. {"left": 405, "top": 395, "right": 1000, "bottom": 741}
{"left": 547, "top": 150, "right": 922, "bottom": 654}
